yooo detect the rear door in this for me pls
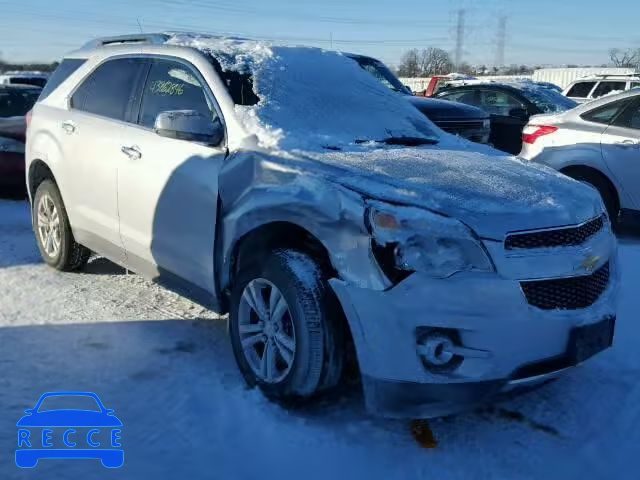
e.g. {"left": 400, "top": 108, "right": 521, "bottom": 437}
{"left": 63, "top": 57, "right": 147, "bottom": 262}
{"left": 477, "top": 88, "right": 529, "bottom": 154}
{"left": 600, "top": 97, "right": 640, "bottom": 209}
{"left": 117, "top": 57, "right": 226, "bottom": 293}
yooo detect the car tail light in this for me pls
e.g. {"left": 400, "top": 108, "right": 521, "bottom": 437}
{"left": 25, "top": 110, "right": 33, "bottom": 130}
{"left": 522, "top": 125, "right": 558, "bottom": 144}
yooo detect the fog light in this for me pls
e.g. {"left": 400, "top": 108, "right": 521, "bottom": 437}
{"left": 417, "top": 331, "right": 463, "bottom": 373}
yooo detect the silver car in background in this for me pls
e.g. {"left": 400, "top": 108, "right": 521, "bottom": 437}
{"left": 521, "top": 89, "right": 640, "bottom": 226}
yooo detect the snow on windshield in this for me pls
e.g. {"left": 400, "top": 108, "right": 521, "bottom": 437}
{"left": 167, "top": 33, "right": 437, "bottom": 150}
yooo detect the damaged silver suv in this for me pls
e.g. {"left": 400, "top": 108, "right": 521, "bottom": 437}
{"left": 26, "top": 33, "right": 618, "bottom": 418}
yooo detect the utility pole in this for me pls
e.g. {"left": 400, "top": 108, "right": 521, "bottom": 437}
{"left": 495, "top": 16, "right": 507, "bottom": 69}
{"left": 454, "top": 9, "right": 465, "bottom": 69}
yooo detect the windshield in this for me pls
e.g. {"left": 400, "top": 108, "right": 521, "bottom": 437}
{"left": 37, "top": 395, "right": 102, "bottom": 412}
{"left": 520, "top": 84, "right": 577, "bottom": 113}
{"left": 0, "top": 89, "right": 40, "bottom": 117}
{"left": 169, "top": 35, "right": 439, "bottom": 150}
{"left": 350, "top": 56, "right": 411, "bottom": 94}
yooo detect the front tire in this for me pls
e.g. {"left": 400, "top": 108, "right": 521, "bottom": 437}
{"left": 229, "top": 249, "right": 344, "bottom": 401}
{"left": 33, "top": 180, "right": 90, "bottom": 271}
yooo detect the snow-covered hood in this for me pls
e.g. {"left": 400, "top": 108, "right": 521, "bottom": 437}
{"left": 288, "top": 141, "right": 603, "bottom": 239}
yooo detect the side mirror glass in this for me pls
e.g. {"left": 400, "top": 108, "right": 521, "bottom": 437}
{"left": 154, "top": 110, "right": 224, "bottom": 146}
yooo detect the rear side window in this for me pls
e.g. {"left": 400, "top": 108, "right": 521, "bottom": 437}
{"left": 38, "top": 59, "right": 85, "bottom": 101}
{"left": 71, "top": 58, "right": 145, "bottom": 122}
{"left": 581, "top": 99, "right": 631, "bottom": 125}
{"left": 479, "top": 89, "right": 524, "bottom": 116}
{"left": 566, "top": 82, "right": 596, "bottom": 98}
{"left": 439, "top": 89, "right": 481, "bottom": 107}
{"left": 137, "top": 59, "right": 216, "bottom": 128}
{"left": 630, "top": 82, "right": 640, "bottom": 90}
{"left": 592, "top": 81, "right": 626, "bottom": 99}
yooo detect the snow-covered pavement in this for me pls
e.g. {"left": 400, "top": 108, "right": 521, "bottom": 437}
{"left": 0, "top": 198, "right": 638, "bottom": 479}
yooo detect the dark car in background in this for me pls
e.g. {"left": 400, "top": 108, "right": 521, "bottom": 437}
{"left": 348, "top": 54, "right": 491, "bottom": 144}
{"left": 436, "top": 81, "right": 577, "bottom": 154}
{"left": 0, "top": 85, "right": 41, "bottom": 195}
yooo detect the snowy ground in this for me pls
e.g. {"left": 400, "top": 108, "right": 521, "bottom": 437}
{"left": 0, "top": 198, "right": 638, "bottom": 480}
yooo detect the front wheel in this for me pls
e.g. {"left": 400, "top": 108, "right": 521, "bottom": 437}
{"left": 229, "top": 250, "right": 344, "bottom": 401}
{"left": 33, "top": 180, "right": 90, "bottom": 271}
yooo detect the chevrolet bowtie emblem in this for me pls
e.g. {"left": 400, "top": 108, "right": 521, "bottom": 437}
{"left": 581, "top": 255, "right": 601, "bottom": 272}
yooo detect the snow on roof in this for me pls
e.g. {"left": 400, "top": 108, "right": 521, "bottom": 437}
{"left": 166, "top": 33, "right": 438, "bottom": 150}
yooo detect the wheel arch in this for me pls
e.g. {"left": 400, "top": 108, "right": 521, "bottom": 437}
{"left": 560, "top": 164, "right": 620, "bottom": 215}
{"left": 27, "top": 159, "right": 57, "bottom": 202}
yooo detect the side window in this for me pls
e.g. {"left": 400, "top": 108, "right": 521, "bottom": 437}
{"left": 612, "top": 101, "right": 640, "bottom": 130}
{"left": 592, "top": 81, "right": 626, "bottom": 99}
{"left": 631, "top": 82, "right": 640, "bottom": 90}
{"left": 440, "top": 90, "right": 480, "bottom": 107}
{"left": 39, "top": 59, "right": 86, "bottom": 101}
{"left": 581, "top": 99, "right": 631, "bottom": 125}
{"left": 566, "top": 82, "right": 596, "bottom": 99}
{"left": 138, "top": 59, "right": 215, "bottom": 129}
{"left": 479, "top": 89, "right": 524, "bottom": 116}
{"left": 71, "top": 58, "right": 145, "bottom": 121}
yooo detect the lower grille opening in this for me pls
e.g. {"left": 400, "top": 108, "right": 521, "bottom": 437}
{"left": 521, "top": 262, "right": 610, "bottom": 310}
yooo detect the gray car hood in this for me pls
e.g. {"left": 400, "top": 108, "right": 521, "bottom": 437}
{"left": 280, "top": 140, "right": 602, "bottom": 239}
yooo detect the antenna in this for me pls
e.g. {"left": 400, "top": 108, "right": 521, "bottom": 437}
{"left": 136, "top": 18, "right": 144, "bottom": 34}
{"left": 495, "top": 16, "right": 507, "bottom": 69}
{"left": 454, "top": 9, "right": 466, "bottom": 69}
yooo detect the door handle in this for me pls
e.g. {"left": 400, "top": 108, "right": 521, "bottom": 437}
{"left": 61, "top": 121, "right": 76, "bottom": 134}
{"left": 121, "top": 145, "right": 142, "bottom": 160}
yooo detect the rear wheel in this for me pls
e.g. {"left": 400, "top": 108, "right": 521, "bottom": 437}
{"left": 229, "top": 249, "right": 344, "bottom": 401}
{"left": 33, "top": 180, "right": 90, "bottom": 271}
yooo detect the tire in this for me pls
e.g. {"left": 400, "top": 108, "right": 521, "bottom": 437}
{"left": 33, "top": 180, "right": 90, "bottom": 271}
{"left": 229, "top": 249, "right": 344, "bottom": 401}
{"left": 566, "top": 171, "right": 619, "bottom": 225}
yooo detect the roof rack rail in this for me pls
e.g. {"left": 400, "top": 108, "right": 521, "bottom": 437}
{"left": 81, "top": 33, "right": 170, "bottom": 50}
{"left": 599, "top": 73, "right": 640, "bottom": 78}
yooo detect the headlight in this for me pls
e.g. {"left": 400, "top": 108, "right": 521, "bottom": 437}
{"left": 367, "top": 201, "right": 494, "bottom": 279}
{"left": 483, "top": 119, "right": 491, "bottom": 130}
{"left": 0, "top": 136, "right": 25, "bottom": 154}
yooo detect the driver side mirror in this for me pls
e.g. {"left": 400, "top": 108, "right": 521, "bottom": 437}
{"left": 154, "top": 110, "right": 224, "bottom": 146}
{"left": 509, "top": 107, "right": 529, "bottom": 121}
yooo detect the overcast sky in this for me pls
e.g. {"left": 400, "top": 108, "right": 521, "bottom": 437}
{"left": 1, "top": 0, "right": 638, "bottom": 67}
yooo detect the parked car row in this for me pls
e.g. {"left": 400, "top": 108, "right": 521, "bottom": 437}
{"left": 0, "top": 85, "right": 41, "bottom": 194}
{"left": 25, "top": 33, "right": 618, "bottom": 420}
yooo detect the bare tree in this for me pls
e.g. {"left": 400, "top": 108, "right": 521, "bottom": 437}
{"left": 419, "top": 48, "right": 454, "bottom": 76}
{"left": 397, "top": 49, "right": 421, "bottom": 77}
{"left": 609, "top": 48, "right": 640, "bottom": 68}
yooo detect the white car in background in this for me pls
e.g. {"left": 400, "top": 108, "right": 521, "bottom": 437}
{"left": 521, "top": 89, "right": 640, "bottom": 226}
{"left": 563, "top": 74, "right": 640, "bottom": 104}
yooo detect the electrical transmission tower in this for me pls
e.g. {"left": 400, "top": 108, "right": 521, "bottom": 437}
{"left": 495, "top": 16, "right": 507, "bottom": 68}
{"left": 454, "top": 9, "right": 465, "bottom": 69}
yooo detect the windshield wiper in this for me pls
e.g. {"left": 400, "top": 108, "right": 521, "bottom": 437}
{"left": 356, "top": 136, "right": 439, "bottom": 147}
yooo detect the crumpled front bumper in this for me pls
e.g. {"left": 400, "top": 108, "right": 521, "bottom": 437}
{"left": 329, "top": 250, "right": 619, "bottom": 419}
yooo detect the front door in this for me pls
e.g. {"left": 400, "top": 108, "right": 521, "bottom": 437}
{"left": 601, "top": 98, "right": 640, "bottom": 209}
{"left": 117, "top": 57, "right": 227, "bottom": 294}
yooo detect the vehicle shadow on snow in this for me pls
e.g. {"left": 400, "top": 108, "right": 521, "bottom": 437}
{"left": 0, "top": 199, "right": 42, "bottom": 268}
{"left": 0, "top": 318, "right": 632, "bottom": 479}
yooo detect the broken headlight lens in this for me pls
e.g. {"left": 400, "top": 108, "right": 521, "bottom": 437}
{"left": 367, "top": 202, "right": 494, "bottom": 279}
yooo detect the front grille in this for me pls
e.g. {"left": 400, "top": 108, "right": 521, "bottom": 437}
{"left": 521, "top": 262, "right": 609, "bottom": 310}
{"left": 505, "top": 216, "right": 604, "bottom": 250}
